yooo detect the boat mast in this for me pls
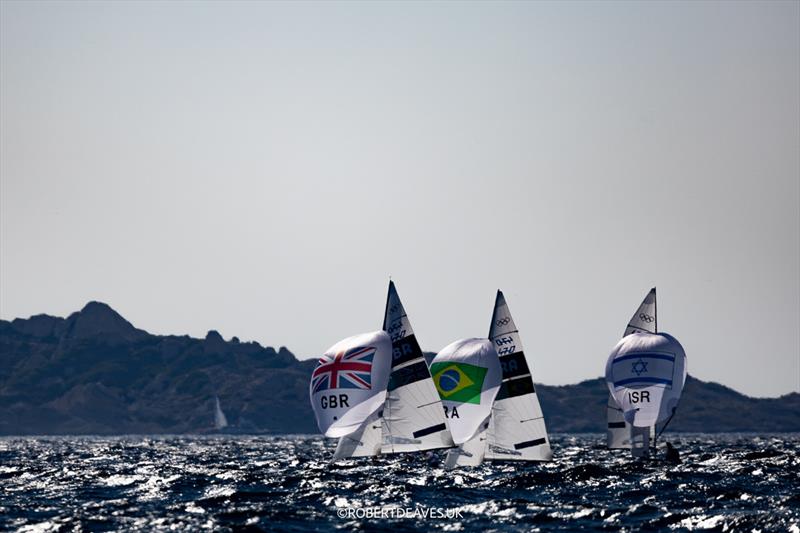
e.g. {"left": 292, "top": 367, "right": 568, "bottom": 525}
{"left": 653, "top": 287, "right": 658, "bottom": 334}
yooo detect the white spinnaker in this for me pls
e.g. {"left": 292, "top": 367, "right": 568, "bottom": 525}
{"left": 607, "top": 288, "right": 657, "bottom": 449}
{"left": 380, "top": 281, "right": 453, "bottom": 454}
{"left": 310, "top": 331, "right": 392, "bottom": 439}
{"left": 605, "top": 332, "right": 687, "bottom": 428}
{"left": 430, "top": 338, "right": 501, "bottom": 445}
{"left": 485, "top": 291, "right": 552, "bottom": 461}
{"left": 333, "top": 411, "right": 383, "bottom": 459}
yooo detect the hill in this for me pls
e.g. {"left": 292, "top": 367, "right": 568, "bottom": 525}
{"left": 537, "top": 377, "right": 800, "bottom": 433}
{"left": 1, "top": 302, "right": 797, "bottom": 435}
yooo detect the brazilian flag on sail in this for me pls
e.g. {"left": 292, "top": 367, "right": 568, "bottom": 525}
{"left": 430, "top": 362, "right": 487, "bottom": 404}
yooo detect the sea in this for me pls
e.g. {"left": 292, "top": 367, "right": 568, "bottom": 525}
{"left": 1, "top": 434, "right": 798, "bottom": 532}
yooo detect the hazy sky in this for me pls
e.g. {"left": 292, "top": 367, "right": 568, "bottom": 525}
{"left": 1, "top": 1, "right": 798, "bottom": 398}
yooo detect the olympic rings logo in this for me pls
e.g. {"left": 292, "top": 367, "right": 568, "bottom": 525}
{"left": 495, "top": 317, "right": 510, "bottom": 327}
{"left": 639, "top": 314, "right": 654, "bottom": 323}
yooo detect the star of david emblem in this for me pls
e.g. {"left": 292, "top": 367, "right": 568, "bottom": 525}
{"left": 631, "top": 358, "right": 648, "bottom": 376}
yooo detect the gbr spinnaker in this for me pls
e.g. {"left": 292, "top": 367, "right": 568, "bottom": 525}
{"left": 605, "top": 331, "right": 687, "bottom": 457}
{"left": 607, "top": 288, "right": 657, "bottom": 450}
{"left": 430, "top": 338, "right": 502, "bottom": 467}
{"left": 310, "top": 331, "right": 392, "bottom": 458}
{"left": 380, "top": 281, "right": 453, "bottom": 453}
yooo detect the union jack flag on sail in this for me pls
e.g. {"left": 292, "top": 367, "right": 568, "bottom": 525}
{"left": 312, "top": 346, "right": 375, "bottom": 393}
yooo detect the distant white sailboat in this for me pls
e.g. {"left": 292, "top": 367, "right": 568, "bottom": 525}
{"left": 214, "top": 396, "right": 229, "bottom": 430}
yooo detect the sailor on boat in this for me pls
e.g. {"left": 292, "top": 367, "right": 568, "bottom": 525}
{"left": 665, "top": 442, "right": 681, "bottom": 464}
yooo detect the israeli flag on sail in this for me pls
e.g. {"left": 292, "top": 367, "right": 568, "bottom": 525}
{"left": 609, "top": 351, "right": 677, "bottom": 389}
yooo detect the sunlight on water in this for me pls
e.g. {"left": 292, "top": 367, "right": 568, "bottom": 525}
{"left": 0, "top": 434, "right": 798, "bottom": 531}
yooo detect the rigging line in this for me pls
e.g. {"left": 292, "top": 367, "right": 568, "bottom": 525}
{"left": 655, "top": 410, "right": 676, "bottom": 447}
{"left": 382, "top": 283, "right": 393, "bottom": 332}
{"left": 654, "top": 286, "right": 658, "bottom": 334}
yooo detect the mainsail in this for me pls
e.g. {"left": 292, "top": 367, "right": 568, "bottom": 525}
{"left": 310, "top": 330, "right": 392, "bottom": 458}
{"left": 623, "top": 288, "right": 657, "bottom": 337}
{"left": 431, "top": 338, "right": 502, "bottom": 467}
{"left": 607, "top": 288, "right": 657, "bottom": 449}
{"left": 485, "top": 291, "right": 552, "bottom": 461}
{"left": 380, "top": 281, "right": 453, "bottom": 453}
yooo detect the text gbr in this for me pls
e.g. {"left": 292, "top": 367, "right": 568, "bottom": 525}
{"left": 320, "top": 394, "right": 350, "bottom": 409}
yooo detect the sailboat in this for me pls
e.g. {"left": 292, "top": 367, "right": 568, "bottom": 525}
{"left": 431, "top": 338, "right": 502, "bottom": 467}
{"left": 607, "top": 288, "right": 657, "bottom": 450}
{"left": 330, "top": 281, "right": 453, "bottom": 460}
{"left": 604, "top": 288, "right": 688, "bottom": 458}
{"left": 310, "top": 330, "right": 393, "bottom": 459}
{"left": 214, "top": 395, "right": 229, "bottom": 431}
{"left": 435, "top": 291, "right": 553, "bottom": 467}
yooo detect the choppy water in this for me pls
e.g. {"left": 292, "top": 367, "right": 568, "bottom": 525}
{"left": 1, "top": 434, "right": 798, "bottom": 531}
